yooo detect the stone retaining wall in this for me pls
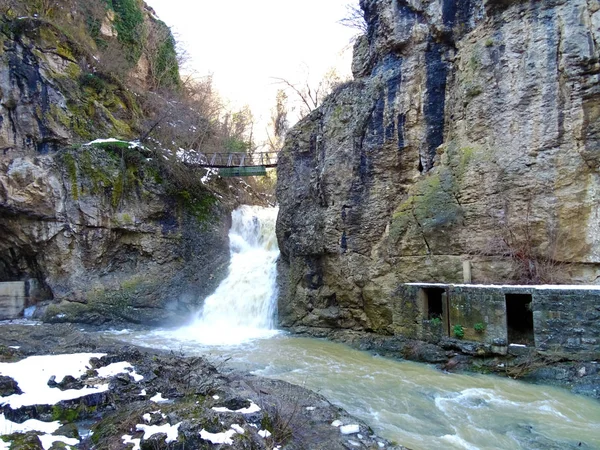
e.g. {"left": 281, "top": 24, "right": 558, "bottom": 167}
{"left": 401, "top": 284, "right": 600, "bottom": 360}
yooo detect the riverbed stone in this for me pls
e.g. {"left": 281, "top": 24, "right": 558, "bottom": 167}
{"left": 0, "top": 375, "right": 21, "bottom": 396}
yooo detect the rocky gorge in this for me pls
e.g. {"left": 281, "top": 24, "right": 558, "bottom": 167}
{"left": 1, "top": 0, "right": 600, "bottom": 448}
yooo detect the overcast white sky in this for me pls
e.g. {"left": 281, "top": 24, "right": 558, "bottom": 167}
{"left": 145, "top": 0, "right": 359, "bottom": 142}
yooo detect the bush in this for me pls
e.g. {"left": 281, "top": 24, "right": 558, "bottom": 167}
{"left": 430, "top": 317, "right": 442, "bottom": 327}
{"left": 474, "top": 322, "right": 486, "bottom": 333}
{"left": 453, "top": 324, "right": 465, "bottom": 339}
{"left": 108, "top": 0, "right": 144, "bottom": 63}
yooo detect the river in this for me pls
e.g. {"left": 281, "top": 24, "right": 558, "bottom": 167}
{"left": 106, "top": 206, "right": 600, "bottom": 450}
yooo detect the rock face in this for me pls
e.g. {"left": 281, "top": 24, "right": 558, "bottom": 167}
{"left": 276, "top": 0, "right": 600, "bottom": 334}
{"left": 0, "top": 146, "right": 234, "bottom": 325}
{"left": 0, "top": 7, "right": 268, "bottom": 325}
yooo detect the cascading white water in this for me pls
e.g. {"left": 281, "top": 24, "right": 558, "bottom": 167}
{"left": 174, "top": 205, "right": 280, "bottom": 345}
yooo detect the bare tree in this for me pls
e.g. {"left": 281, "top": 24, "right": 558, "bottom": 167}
{"left": 140, "top": 20, "right": 183, "bottom": 91}
{"left": 221, "top": 105, "right": 255, "bottom": 152}
{"left": 273, "top": 68, "right": 345, "bottom": 118}
{"left": 266, "top": 89, "right": 289, "bottom": 152}
{"left": 338, "top": 2, "right": 367, "bottom": 35}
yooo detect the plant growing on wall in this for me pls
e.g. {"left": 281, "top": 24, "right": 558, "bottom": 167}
{"left": 453, "top": 324, "right": 465, "bottom": 339}
{"left": 474, "top": 322, "right": 486, "bottom": 333}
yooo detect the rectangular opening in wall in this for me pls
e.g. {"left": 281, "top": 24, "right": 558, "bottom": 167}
{"left": 505, "top": 294, "right": 534, "bottom": 345}
{"left": 424, "top": 288, "right": 445, "bottom": 319}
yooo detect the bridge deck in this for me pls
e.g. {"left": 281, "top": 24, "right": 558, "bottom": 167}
{"left": 181, "top": 152, "right": 278, "bottom": 169}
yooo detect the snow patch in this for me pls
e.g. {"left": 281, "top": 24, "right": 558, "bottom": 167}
{"left": 340, "top": 424, "right": 360, "bottom": 435}
{"left": 136, "top": 422, "right": 181, "bottom": 443}
{"left": 39, "top": 434, "right": 79, "bottom": 450}
{"left": 405, "top": 282, "right": 600, "bottom": 291}
{"left": 0, "top": 413, "right": 61, "bottom": 434}
{"left": 0, "top": 353, "right": 109, "bottom": 408}
{"left": 84, "top": 138, "right": 142, "bottom": 149}
{"left": 211, "top": 400, "right": 261, "bottom": 414}
{"left": 201, "top": 168, "right": 219, "bottom": 184}
{"left": 230, "top": 424, "right": 245, "bottom": 434}
{"left": 258, "top": 429, "right": 272, "bottom": 438}
{"left": 122, "top": 435, "right": 141, "bottom": 450}
{"left": 150, "top": 393, "right": 168, "bottom": 403}
{"left": 199, "top": 428, "right": 237, "bottom": 445}
{"left": 331, "top": 420, "right": 343, "bottom": 427}
{"left": 96, "top": 361, "right": 143, "bottom": 382}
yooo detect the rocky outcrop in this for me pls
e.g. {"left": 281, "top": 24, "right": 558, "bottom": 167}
{"left": 0, "top": 17, "right": 134, "bottom": 156}
{"left": 276, "top": 0, "right": 600, "bottom": 333}
{"left": 0, "top": 146, "right": 235, "bottom": 325}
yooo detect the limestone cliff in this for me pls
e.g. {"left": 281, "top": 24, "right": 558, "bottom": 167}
{"left": 276, "top": 0, "right": 600, "bottom": 333}
{"left": 0, "top": 2, "right": 268, "bottom": 324}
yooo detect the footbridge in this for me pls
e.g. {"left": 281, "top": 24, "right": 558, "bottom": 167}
{"left": 181, "top": 151, "right": 278, "bottom": 177}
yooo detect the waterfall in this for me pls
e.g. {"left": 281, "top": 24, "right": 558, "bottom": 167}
{"left": 177, "top": 205, "right": 280, "bottom": 345}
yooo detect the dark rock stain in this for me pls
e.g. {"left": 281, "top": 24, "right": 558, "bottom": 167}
{"left": 424, "top": 41, "right": 448, "bottom": 171}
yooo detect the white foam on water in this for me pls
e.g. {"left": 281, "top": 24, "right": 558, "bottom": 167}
{"left": 441, "top": 433, "right": 481, "bottom": 450}
{"left": 178, "top": 206, "right": 280, "bottom": 345}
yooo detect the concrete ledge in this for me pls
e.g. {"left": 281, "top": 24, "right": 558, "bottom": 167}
{"left": 0, "top": 282, "right": 26, "bottom": 320}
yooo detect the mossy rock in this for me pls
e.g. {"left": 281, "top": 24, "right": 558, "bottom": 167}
{"left": 1, "top": 433, "right": 44, "bottom": 449}
{"left": 390, "top": 168, "right": 462, "bottom": 241}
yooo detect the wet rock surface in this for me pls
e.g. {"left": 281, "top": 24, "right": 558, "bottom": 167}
{"left": 0, "top": 324, "right": 405, "bottom": 449}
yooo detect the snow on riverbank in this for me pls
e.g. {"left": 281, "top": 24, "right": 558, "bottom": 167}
{"left": 0, "top": 353, "right": 145, "bottom": 444}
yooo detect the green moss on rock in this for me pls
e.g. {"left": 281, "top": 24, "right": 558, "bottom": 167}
{"left": 1, "top": 433, "right": 43, "bottom": 449}
{"left": 62, "top": 152, "right": 79, "bottom": 200}
{"left": 176, "top": 189, "right": 217, "bottom": 224}
{"left": 390, "top": 168, "right": 461, "bottom": 241}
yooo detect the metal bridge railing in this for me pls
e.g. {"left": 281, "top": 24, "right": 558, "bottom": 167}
{"left": 180, "top": 151, "right": 278, "bottom": 168}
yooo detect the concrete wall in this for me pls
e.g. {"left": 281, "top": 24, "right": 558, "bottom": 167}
{"left": 447, "top": 286, "right": 508, "bottom": 345}
{"left": 0, "top": 281, "right": 26, "bottom": 319}
{"left": 400, "top": 283, "right": 600, "bottom": 360}
{"left": 534, "top": 289, "right": 600, "bottom": 359}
